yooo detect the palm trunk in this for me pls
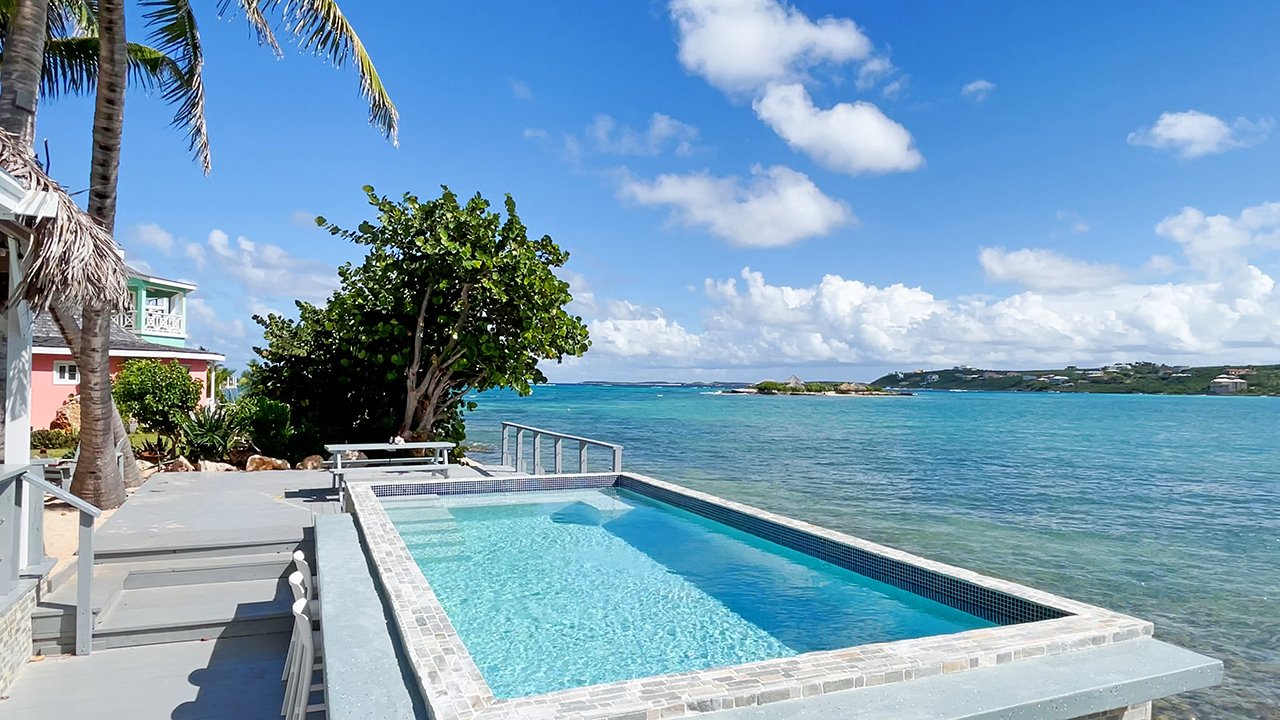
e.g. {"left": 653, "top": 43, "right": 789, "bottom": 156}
{"left": 51, "top": 304, "right": 143, "bottom": 488}
{"left": 0, "top": 0, "right": 50, "bottom": 149}
{"left": 69, "top": 0, "right": 128, "bottom": 508}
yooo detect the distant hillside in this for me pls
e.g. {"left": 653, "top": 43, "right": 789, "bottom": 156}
{"left": 872, "top": 363, "right": 1280, "bottom": 396}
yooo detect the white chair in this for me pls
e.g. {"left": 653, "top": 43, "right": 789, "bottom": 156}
{"left": 281, "top": 553, "right": 321, "bottom": 684}
{"left": 283, "top": 598, "right": 325, "bottom": 720}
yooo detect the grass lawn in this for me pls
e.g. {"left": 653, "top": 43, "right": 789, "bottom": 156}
{"left": 33, "top": 431, "right": 158, "bottom": 460}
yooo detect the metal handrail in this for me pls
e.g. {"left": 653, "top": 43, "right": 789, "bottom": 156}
{"left": 500, "top": 421, "right": 622, "bottom": 474}
{"left": 13, "top": 469, "right": 100, "bottom": 655}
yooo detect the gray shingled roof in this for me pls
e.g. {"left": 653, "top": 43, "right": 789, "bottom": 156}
{"left": 31, "top": 311, "right": 221, "bottom": 357}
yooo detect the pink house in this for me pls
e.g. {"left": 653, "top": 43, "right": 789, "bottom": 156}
{"left": 30, "top": 269, "right": 224, "bottom": 430}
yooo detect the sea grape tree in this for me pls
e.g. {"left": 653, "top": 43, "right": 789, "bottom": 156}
{"left": 252, "top": 186, "right": 589, "bottom": 446}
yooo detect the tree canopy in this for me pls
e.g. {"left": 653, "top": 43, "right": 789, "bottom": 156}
{"left": 250, "top": 186, "right": 590, "bottom": 449}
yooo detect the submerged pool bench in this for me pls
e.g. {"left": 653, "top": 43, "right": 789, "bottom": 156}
{"left": 325, "top": 442, "right": 455, "bottom": 494}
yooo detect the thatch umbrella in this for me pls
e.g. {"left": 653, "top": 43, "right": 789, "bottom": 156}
{"left": 0, "top": 127, "right": 128, "bottom": 311}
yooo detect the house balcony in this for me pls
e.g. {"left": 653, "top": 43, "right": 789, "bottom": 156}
{"left": 141, "top": 307, "right": 185, "bottom": 336}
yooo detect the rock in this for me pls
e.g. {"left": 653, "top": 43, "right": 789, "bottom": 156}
{"left": 136, "top": 459, "right": 160, "bottom": 480}
{"left": 50, "top": 395, "right": 81, "bottom": 432}
{"left": 340, "top": 450, "right": 367, "bottom": 462}
{"left": 197, "top": 460, "right": 236, "bottom": 472}
{"left": 166, "top": 456, "right": 194, "bottom": 472}
{"left": 297, "top": 454, "right": 327, "bottom": 470}
{"left": 246, "top": 454, "right": 290, "bottom": 471}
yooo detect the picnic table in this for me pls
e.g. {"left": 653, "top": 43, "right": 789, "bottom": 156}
{"left": 324, "top": 441, "right": 456, "bottom": 493}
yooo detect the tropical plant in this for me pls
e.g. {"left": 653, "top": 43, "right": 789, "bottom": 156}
{"left": 179, "top": 405, "right": 248, "bottom": 462}
{"left": 112, "top": 359, "right": 202, "bottom": 446}
{"left": 252, "top": 186, "right": 590, "bottom": 448}
{"left": 133, "top": 434, "right": 173, "bottom": 462}
{"left": 232, "top": 395, "right": 296, "bottom": 459}
{"left": 31, "top": 428, "right": 76, "bottom": 449}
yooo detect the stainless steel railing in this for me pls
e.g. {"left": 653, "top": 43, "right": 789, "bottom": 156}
{"left": 499, "top": 422, "right": 622, "bottom": 474}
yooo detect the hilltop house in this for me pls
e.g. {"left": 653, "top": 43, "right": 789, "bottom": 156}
{"left": 31, "top": 267, "right": 223, "bottom": 430}
{"left": 1208, "top": 375, "right": 1248, "bottom": 395}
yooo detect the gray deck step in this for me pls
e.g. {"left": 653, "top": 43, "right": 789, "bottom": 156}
{"left": 33, "top": 553, "right": 296, "bottom": 653}
{"left": 89, "top": 577, "right": 293, "bottom": 650}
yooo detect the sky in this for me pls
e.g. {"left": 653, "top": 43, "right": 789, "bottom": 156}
{"left": 34, "top": 1, "right": 1280, "bottom": 382}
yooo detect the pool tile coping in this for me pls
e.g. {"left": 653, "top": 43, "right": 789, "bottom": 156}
{"left": 348, "top": 472, "right": 1154, "bottom": 720}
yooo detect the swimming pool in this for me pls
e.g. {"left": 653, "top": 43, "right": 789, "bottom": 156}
{"left": 349, "top": 472, "right": 1174, "bottom": 720}
{"left": 386, "top": 487, "right": 994, "bottom": 697}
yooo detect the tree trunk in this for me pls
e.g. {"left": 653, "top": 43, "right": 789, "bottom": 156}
{"left": 0, "top": 0, "right": 50, "bottom": 148}
{"left": 70, "top": 0, "right": 128, "bottom": 508}
{"left": 51, "top": 304, "right": 143, "bottom": 488}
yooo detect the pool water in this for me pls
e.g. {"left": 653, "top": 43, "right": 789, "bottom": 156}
{"left": 386, "top": 488, "right": 994, "bottom": 698}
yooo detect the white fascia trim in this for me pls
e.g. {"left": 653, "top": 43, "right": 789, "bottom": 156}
{"left": 33, "top": 346, "right": 226, "bottom": 362}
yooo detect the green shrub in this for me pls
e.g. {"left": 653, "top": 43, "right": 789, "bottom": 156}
{"left": 179, "top": 406, "right": 250, "bottom": 462}
{"left": 134, "top": 435, "right": 174, "bottom": 462}
{"left": 31, "top": 428, "right": 76, "bottom": 449}
{"left": 113, "top": 359, "right": 203, "bottom": 442}
{"left": 233, "top": 396, "right": 298, "bottom": 460}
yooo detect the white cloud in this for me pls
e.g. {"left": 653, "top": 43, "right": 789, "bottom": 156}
{"left": 880, "top": 76, "right": 908, "bottom": 100}
{"left": 1128, "top": 110, "right": 1272, "bottom": 159}
{"left": 1055, "top": 210, "right": 1091, "bottom": 234}
{"left": 979, "top": 248, "right": 1127, "bottom": 292}
{"left": 560, "top": 199, "right": 1280, "bottom": 377}
{"left": 509, "top": 79, "right": 533, "bottom": 101}
{"left": 129, "top": 223, "right": 175, "bottom": 253}
{"left": 669, "top": 0, "right": 872, "bottom": 93}
{"left": 752, "top": 82, "right": 923, "bottom": 175}
{"left": 522, "top": 128, "right": 549, "bottom": 139}
{"left": 618, "top": 164, "right": 853, "bottom": 247}
{"left": 855, "top": 56, "right": 894, "bottom": 91}
{"left": 201, "top": 229, "right": 338, "bottom": 304}
{"left": 960, "top": 79, "right": 996, "bottom": 102}
{"left": 582, "top": 113, "right": 699, "bottom": 156}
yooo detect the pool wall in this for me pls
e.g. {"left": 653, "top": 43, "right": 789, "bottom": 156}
{"left": 348, "top": 472, "right": 1156, "bottom": 720}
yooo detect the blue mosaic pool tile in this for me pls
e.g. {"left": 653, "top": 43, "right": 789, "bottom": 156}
{"left": 617, "top": 476, "right": 1067, "bottom": 626}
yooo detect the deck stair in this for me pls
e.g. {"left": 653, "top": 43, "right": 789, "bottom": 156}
{"left": 33, "top": 549, "right": 302, "bottom": 655}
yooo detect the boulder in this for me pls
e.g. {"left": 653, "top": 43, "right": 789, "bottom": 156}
{"left": 246, "top": 454, "right": 290, "bottom": 471}
{"left": 166, "top": 456, "right": 194, "bottom": 472}
{"left": 136, "top": 459, "right": 160, "bottom": 480}
{"left": 296, "top": 454, "right": 327, "bottom": 470}
{"left": 340, "top": 450, "right": 367, "bottom": 462}
{"left": 49, "top": 395, "right": 81, "bottom": 432}
{"left": 197, "top": 460, "right": 236, "bottom": 472}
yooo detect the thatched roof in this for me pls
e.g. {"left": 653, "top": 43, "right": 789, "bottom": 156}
{"left": 0, "top": 128, "right": 128, "bottom": 312}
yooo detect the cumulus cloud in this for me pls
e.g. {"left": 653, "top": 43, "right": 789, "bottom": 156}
{"left": 979, "top": 248, "right": 1127, "bottom": 292}
{"left": 960, "top": 79, "right": 996, "bottom": 102}
{"left": 669, "top": 0, "right": 872, "bottom": 93}
{"left": 618, "top": 164, "right": 853, "bottom": 247}
{"left": 129, "top": 223, "right": 175, "bottom": 252}
{"left": 580, "top": 113, "right": 698, "bottom": 156}
{"left": 1128, "top": 110, "right": 1271, "bottom": 159}
{"left": 202, "top": 229, "right": 338, "bottom": 303}
{"left": 753, "top": 83, "right": 923, "bottom": 175}
{"left": 855, "top": 55, "right": 894, "bottom": 91}
{"left": 559, "top": 200, "right": 1280, "bottom": 377}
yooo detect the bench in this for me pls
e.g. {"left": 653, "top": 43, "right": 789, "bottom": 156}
{"left": 324, "top": 442, "right": 456, "bottom": 495}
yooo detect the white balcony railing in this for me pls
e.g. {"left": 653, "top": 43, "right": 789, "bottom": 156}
{"left": 142, "top": 307, "right": 185, "bottom": 336}
{"left": 114, "top": 311, "right": 135, "bottom": 330}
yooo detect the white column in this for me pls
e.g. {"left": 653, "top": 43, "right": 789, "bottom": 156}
{"left": 5, "top": 235, "right": 31, "bottom": 465}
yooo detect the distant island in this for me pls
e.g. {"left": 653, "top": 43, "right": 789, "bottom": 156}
{"left": 872, "top": 363, "right": 1280, "bottom": 396}
{"left": 724, "top": 376, "right": 910, "bottom": 397}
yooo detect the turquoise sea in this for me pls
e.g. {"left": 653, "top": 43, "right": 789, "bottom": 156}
{"left": 463, "top": 385, "right": 1279, "bottom": 719}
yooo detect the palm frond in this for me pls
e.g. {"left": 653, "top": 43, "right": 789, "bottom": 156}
{"left": 218, "top": 0, "right": 281, "bottom": 57}
{"left": 0, "top": 128, "right": 129, "bottom": 312}
{"left": 280, "top": 0, "right": 398, "bottom": 143}
{"left": 40, "top": 38, "right": 182, "bottom": 101}
{"left": 140, "top": 0, "right": 209, "bottom": 173}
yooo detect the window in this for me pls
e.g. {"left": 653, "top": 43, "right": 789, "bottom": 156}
{"left": 54, "top": 361, "right": 79, "bottom": 385}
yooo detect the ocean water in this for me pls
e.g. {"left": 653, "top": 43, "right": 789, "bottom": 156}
{"left": 388, "top": 488, "right": 992, "bottom": 698}
{"left": 462, "top": 385, "right": 1280, "bottom": 718}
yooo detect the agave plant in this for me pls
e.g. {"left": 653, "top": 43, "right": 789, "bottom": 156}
{"left": 133, "top": 435, "right": 173, "bottom": 463}
{"left": 179, "top": 405, "right": 250, "bottom": 463}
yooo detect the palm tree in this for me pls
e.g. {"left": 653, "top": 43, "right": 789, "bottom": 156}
{"left": 1, "top": 0, "right": 397, "bottom": 506}
{"left": 71, "top": 0, "right": 396, "bottom": 503}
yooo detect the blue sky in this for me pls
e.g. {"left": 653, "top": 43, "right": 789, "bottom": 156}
{"left": 34, "top": 1, "right": 1280, "bottom": 381}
